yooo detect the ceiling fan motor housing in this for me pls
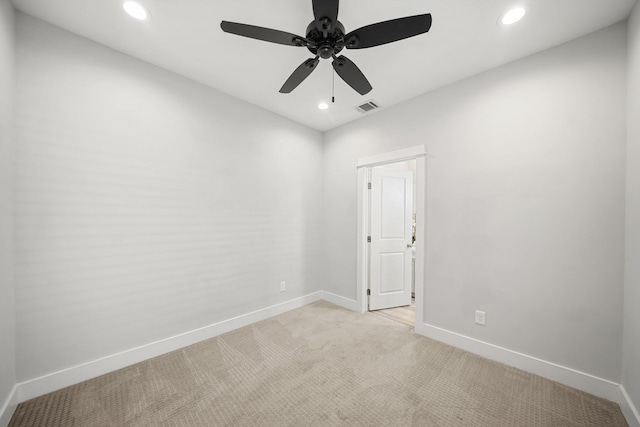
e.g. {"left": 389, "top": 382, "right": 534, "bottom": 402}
{"left": 305, "top": 20, "right": 345, "bottom": 58}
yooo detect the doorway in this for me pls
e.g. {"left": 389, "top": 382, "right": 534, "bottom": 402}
{"left": 356, "top": 146, "right": 426, "bottom": 328}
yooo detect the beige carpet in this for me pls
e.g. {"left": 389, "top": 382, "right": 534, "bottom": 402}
{"left": 10, "top": 301, "right": 628, "bottom": 427}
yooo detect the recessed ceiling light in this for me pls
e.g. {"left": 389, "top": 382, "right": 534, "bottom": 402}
{"left": 318, "top": 102, "right": 329, "bottom": 110}
{"left": 123, "top": 1, "right": 149, "bottom": 20}
{"left": 501, "top": 7, "right": 526, "bottom": 26}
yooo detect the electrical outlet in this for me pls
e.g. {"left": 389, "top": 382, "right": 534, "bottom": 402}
{"left": 280, "top": 281, "right": 286, "bottom": 292}
{"left": 475, "top": 310, "right": 486, "bottom": 326}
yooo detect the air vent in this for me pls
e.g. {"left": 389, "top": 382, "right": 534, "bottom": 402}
{"left": 355, "top": 100, "right": 381, "bottom": 113}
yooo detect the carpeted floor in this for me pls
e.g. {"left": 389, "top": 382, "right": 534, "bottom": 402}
{"left": 9, "top": 301, "right": 629, "bottom": 426}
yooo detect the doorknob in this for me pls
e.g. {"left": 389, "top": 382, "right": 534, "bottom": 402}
{"left": 407, "top": 244, "right": 413, "bottom": 248}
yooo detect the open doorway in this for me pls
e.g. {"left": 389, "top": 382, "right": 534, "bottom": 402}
{"left": 368, "top": 160, "right": 416, "bottom": 326}
{"left": 356, "top": 146, "right": 426, "bottom": 329}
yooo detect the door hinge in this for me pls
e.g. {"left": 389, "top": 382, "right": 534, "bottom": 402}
{"left": 367, "top": 182, "right": 371, "bottom": 190}
{"left": 367, "top": 236, "right": 371, "bottom": 243}
{"left": 367, "top": 289, "right": 371, "bottom": 296}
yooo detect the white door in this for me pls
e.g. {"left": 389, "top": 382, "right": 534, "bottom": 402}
{"left": 368, "top": 167, "right": 413, "bottom": 311}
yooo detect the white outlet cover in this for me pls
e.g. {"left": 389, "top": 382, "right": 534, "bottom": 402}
{"left": 475, "top": 310, "right": 486, "bottom": 326}
{"left": 280, "top": 282, "right": 286, "bottom": 292}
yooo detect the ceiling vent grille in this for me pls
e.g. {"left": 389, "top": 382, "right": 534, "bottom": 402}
{"left": 355, "top": 100, "right": 381, "bottom": 113}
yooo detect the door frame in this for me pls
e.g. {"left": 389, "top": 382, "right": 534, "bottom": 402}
{"left": 356, "top": 145, "right": 426, "bottom": 326}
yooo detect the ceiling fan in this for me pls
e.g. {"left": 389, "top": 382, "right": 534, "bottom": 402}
{"left": 221, "top": 0, "right": 432, "bottom": 95}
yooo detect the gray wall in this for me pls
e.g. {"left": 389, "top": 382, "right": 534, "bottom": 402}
{"left": 323, "top": 23, "right": 627, "bottom": 381}
{"left": 623, "top": 0, "right": 640, "bottom": 414}
{"left": 0, "top": 0, "right": 15, "bottom": 416}
{"left": 13, "top": 14, "right": 324, "bottom": 381}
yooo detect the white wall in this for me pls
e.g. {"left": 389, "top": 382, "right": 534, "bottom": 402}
{"left": 323, "top": 23, "right": 627, "bottom": 381}
{"left": 623, "top": 0, "right": 640, "bottom": 415}
{"left": 0, "top": 0, "right": 16, "bottom": 419}
{"left": 13, "top": 13, "right": 323, "bottom": 381}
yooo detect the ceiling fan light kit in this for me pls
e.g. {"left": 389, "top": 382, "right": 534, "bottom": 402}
{"left": 221, "top": 0, "right": 432, "bottom": 96}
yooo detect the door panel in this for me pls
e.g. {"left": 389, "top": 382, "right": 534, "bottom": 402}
{"left": 379, "top": 253, "right": 406, "bottom": 293}
{"left": 381, "top": 177, "right": 406, "bottom": 238}
{"left": 369, "top": 167, "right": 413, "bottom": 311}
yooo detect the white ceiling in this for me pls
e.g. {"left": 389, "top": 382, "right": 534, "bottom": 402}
{"left": 10, "top": 0, "right": 637, "bottom": 132}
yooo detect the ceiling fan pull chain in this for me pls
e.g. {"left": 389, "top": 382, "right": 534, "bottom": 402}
{"left": 332, "top": 68, "right": 335, "bottom": 103}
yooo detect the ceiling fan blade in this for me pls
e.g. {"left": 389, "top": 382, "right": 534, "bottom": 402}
{"left": 332, "top": 55, "right": 372, "bottom": 95}
{"left": 221, "top": 21, "right": 305, "bottom": 46}
{"left": 312, "top": 0, "right": 339, "bottom": 34}
{"left": 344, "top": 14, "right": 432, "bottom": 49}
{"left": 279, "top": 57, "right": 320, "bottom": 93}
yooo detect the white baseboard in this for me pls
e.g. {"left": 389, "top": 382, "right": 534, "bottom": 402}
{"left": 619, "top": 385, "right": 640, "bottom": 427}
{"left": 16, "top": 292, "right": 323, "bottom": 404}
{"left": 321, "top": 291, "right": 358, "bottom": 311}
{"left": 0, "top": 385, "right": 19, "bottom": 427}
{"left": 415, "top": 322, "right": 621, "bottom": 402}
